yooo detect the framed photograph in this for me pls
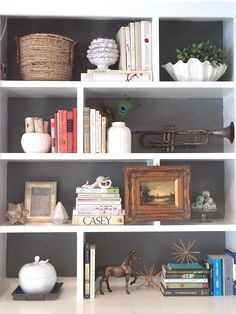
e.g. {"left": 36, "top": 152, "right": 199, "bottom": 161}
{"left": 24, "top": 181, "right": 57, "bottom": 222}
{"left": 124, "top": 165, "right": 191, "bottom": 223}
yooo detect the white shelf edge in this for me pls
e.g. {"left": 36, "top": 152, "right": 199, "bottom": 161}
{"left": 1, "top": 221, "right": 236, "bottom": 233}
{"left": 0, "top": 152, "right": 235, "bottom": 162}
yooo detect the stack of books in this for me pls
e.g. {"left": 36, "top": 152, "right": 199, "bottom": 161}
{"left": 80, "top": 20, "right": 152, "bottom": 82}
{"left": 72, "top": 186, "right": 124, "bottom": 225}
{"left": 160, "top": 262, "right": 211, "bottom": 296}
{"left": 83, "top": 107, "right": 107, "bottom": 154}
{"left": 50, "top": 107, "right": 77, "bottom": 153}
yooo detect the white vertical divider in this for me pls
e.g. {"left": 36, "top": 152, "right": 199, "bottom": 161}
{"left": 223, "top": 18, "right": 235, "bottom": 81}
{"left": 223, "top": 91, "right": 235, "bottom": 153}
{"left": 224, "top": 159, "right": 236, "bottom": 223}
{"left": 76, "top": 230, "right": 85, "bottom": 300}
{"left": 151, "top": 17, "right": 159, "bottom": 82}
{"left": 77, "top": 86, "right": 85, "bottom": 154}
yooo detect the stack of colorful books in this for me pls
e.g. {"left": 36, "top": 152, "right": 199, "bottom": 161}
{"left": 72, "top": 186, "right": 124, "bottom": 225}
{"left": 160, "top": 262, "right": 211, "bottom": 296}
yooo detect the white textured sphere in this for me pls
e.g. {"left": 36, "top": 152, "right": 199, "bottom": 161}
{"left": 21, "top": 133, "right": 51, "bottom": 153}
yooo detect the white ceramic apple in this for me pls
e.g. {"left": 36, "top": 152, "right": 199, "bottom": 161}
{"left": 19, "top": 256, "right": 57, "bottom": 294}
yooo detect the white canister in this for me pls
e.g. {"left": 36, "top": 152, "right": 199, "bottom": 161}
{"left": 19, "top": 256, "right": 57, "bottom": 294}
{"left": 107, "top": 122, "right": 131, "bottom": 153}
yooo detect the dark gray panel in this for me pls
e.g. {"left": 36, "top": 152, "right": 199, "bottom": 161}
{"left": 159, "top": 21, "right": 224, "bottom": 81}
{"left": 86, "top": 232, "right": 225, "bottom": 273}
{"left": 6, "top": 233, "right": 77, "bottom": 277}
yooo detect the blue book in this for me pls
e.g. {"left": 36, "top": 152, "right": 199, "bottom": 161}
{"left": 207, "top": 254, "right": 222, "bottom": 296}
{"left": 167, "top": 262, "right": 202, "bottom": 270}
{"left": 225, "top": 247, "right": 236, "bottom": 295}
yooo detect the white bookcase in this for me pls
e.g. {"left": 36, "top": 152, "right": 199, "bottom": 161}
{"left": 1, "top": 0, "right": 236, "bottom": 312}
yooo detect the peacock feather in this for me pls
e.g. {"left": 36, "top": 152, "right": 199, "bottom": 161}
{"left": 113, "top": 97, "right": 137, "bottom": 121}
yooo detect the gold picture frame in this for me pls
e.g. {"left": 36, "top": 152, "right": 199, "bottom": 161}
{"left": 24, "top": 181, "right": 57, "bottom": 222}
{"left": 124, "top": 165, "right": 191, "bottom": 223}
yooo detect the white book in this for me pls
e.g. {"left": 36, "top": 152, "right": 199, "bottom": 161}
{"left": 125, "top": 26, "right": 131, "bottom": 70}
{"left": 76, "top": 193, "right": 120, "bottom": 198}
{"left": 76, "top": 199, "right": 122, "bottom": 205}
{"left": 101, "top": 116, "right": 107, "bottom": 153}
{"left": 129, "top": 22, "right": 136, "bottom": 70}
{"left": 140, "top": 20, "right": 152, "bottom": 71}
{"left": 81, "top": 70, "right": 152, "bottom": 82}
{"left": 75, "top": 204, "right": 122, "bottom": 210}
{"left": 72, "top": 215, "right": 124, "bottom": 225}
{"left": 73, "top": 208, "right": 124, "bottom": 216}
{"left": 90, "top": 244, "right": 96, "bottom": 299}
{"left": 95, "top": 110, "right": 101, "bottom": 153}
{"left": 116, "top": 26, "right": 127, "bottom": 70}
{"left": 135, "top": 21, "right": 141, "bottom": 70}
{"left": 89, "top": 108, "right": 96, "bottom": 153}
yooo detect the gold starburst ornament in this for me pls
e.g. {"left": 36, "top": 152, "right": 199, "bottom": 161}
{"left": 171, "top": 238, "right": 200, "bottom": 263}
{"left": 136, "top": 264, "right": 161, "bottom": 290}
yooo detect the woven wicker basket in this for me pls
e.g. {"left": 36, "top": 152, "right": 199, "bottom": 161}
{"left": 16, "top": 33, "right": 77, "bottom": 81}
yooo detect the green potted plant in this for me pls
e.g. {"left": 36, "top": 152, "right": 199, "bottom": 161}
{"left": 162, "top": 41, "right": 227, "bottom": 81}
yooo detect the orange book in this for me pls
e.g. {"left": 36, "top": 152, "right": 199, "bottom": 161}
{"left": 59, "top": 109, "right": 68, "bottom": 153}
{"left": 72, "top": 107, "right": 77, "bottom": 153}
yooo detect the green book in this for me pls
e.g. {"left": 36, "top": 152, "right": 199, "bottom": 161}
{"left": 167, "top": 262, "right": 202, "bottom": 270}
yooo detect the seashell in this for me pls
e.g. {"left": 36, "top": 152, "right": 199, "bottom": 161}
{"left": 202, "top": 190, "right": 210, "bottom": 199}
{"left": 196, "top": 195, "right": 204, "bottom": 204}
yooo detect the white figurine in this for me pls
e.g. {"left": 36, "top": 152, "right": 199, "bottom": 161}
{"left": 81, "top": 176, "right": 112, "bottom": 189}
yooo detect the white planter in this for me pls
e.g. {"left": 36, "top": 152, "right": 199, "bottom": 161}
{"left": 19, "top": 256, "right": 57, "bottom": 294}
{"left": 21, "top": 133, "right": 51, "bottom": 153}
{"left": 107, "top": 122, "right": 131, "bottom": 153}
{"left": 162, "top": 58, "right": 227, "bottom": 81}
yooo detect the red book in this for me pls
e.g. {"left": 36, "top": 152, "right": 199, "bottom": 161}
{"left": 67, "top": 111, "right": 73, "bottom": 153}
{"left": 59, "top": 109, "right": 68, "bottom": 153}
{"left": 72, "top": 107, "right": 77, "bottom": 153}
{"left": 54, "top": 112, "right": 58, "bottom": 153}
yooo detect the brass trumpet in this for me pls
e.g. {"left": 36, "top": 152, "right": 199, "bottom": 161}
{"left": 132, "top": 122, "right": 234, "bottom": 152}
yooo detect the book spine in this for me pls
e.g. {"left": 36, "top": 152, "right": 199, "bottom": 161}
{"left": 73, "top": 209, "right": 124, "bottom": 216}
{"left": 76, "top": 199, "right": 121, "bottom": 205}
{"left": 125, "top": 26, "right": 131, "bottom": 70}
{"left": 134, "top": 21, "right": 141, "bottom": 70}
{"left": 202, "top": 259, "right": 213, "bottom": 296}
{"left": 76, "top": 193, "right": 120, "bottom": 198}
{"left": 84, "top": 242, "right": 90, "bottom": 298}
{"left": 72, "top": 215, "right": 124, "bottom": 225}
{"left": 89, "top": 108, "right": 96, "bottom": 153}
{"left": 116, "top": 26, "right": 127, "bottom": 70}
{"left": 140, "top": 20, "right": 152, "bottom": 71}
{"left": 50, "top": 118, "right": 56, "bottom": 153}
{"left": 95, "top": 110, "right": 101, "bottom": 153}
{"left": 59, "top": 109, "right": 68, "bottom": 153}
{"left": 72, "top": 107, "right": 77, "bottom": 153}
{"left": 207, "top": 256, "right": 222, "bottom": 296}
{"left": 160, "top": 284, "right": 211, "bottom": 296}
{"left": 89, "top": 244, "right": 96, "bottom": 299}
{"left": 222, "top": 256, "right": 233, "bottom": 295}
{"left": 129, "top": 22, "right": 136, "bottom": 70}
{"left": 55, "top": 111, "right": 59, "bottom": 153}
{"left": 162, "top": 277, "right": 208, "bottom": 283}
{"left": 225, "top": 248, "right": 236, "bottom": 280}
{"left": 75, "top": 204, "right": 122, "bottom": 210}
{"left": 67, "top": 110, "right": 73, "bottom": 153}
{"left": 101, "top": 116, "right": 107, "bottom": 153}
{"left": 83, "top": 107, "right": 90, "bottom": 153}
{"left": 76, "top": 187, "right": 119, "bottom": 194}
{"left": 163, "top": 282, "right": 209, "bottom": 289}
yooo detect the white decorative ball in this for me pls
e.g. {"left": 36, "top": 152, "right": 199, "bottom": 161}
{"left": 21, "top": 133, "right": 51, "bottom": 153}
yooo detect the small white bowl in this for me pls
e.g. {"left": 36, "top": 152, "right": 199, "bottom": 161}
{"left": 162, "top": 58, "right": 227, "bottom": 81}
{"left": 21, "top": 133, "right": 51, "bottom": 153}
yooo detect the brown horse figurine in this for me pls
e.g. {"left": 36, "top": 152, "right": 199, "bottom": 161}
{"left": 99, "top": 250, "right": 142, "bottom": 295}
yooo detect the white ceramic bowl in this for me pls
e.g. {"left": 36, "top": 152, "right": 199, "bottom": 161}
{"left": 162, "top": 58, "right": 227, "bottom": 81}
{"left": 21, "top": 133, "right": 51, "bottom": 153}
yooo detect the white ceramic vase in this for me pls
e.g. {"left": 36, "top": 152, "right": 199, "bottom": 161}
{"left": 21, "top": 133, "right": 51, "bottom": 153}
{"left": 107, "top": 122, "right": 131, "bottom": 153}
{"left": 51, "top": 201, "right": 69, "bottom": 225}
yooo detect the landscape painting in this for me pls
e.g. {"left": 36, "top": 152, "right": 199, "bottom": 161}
{"left": 140, "top": 180, "right": 175, "bottom": 206}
